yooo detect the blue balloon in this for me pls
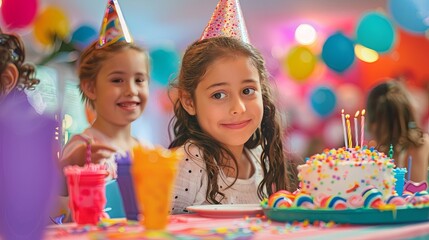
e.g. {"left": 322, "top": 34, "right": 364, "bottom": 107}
{"left": 321, "top": 32, "right": 355, "bottom": 73}
{"left": 356, "top": 12, "right": 396, "bottom": 53}
{"left": 71, "top": 25, "right": 98, "bottom": 50}
{"left": 388, "top": 0, "right": 429, "bottom": 34}
{"left": 149, "top": 47, "right": 180, "bottom": 86}
{"left": 310, "top": 86, "right": 337, "bottom": 117}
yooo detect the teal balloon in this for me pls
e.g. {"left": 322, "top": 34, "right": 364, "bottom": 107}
{"left": 310, "top": 86, "right": 337, "bottom": 117}
{"left": 321, "top": 32, "right": 355, "bottom": 73}
{"left": 71, "top": 25, "right": 98, "bottom": 50}
{"left": 388, "top": 0, "right": 429, "bottom": 34}
{"left": 149, "top": 48, "right": 180, "bottom": 86}
{"left": 356, "top": 12, "right": 396, "bottom": 53}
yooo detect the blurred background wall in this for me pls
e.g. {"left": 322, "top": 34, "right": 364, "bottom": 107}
{"left": 1, "top": 0, "right": 428, "bottom": 158}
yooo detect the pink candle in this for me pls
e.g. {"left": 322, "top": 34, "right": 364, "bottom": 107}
{"left": 360, "top": 109, "right": 365, "bottom": 147}
{"left": 354, "top": 111, "right": 359, "bottom": 147}
{"left": 341, "top": 109, "right": 348, "bottom": 148}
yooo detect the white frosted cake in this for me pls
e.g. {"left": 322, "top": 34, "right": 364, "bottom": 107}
{"left": 297, "top": 147, "right": 396, "bottom": 200}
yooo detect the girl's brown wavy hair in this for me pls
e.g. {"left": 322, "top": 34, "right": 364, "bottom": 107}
{"left": 169, "top": 37, "right": 298, "bottom": 204}
{"left": 0, "top": 33, "right": 39, "bottom": 94}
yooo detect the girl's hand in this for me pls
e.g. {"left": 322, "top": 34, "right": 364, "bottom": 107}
{"left": 63, "top": 143, "right": 117, "bottom": 167}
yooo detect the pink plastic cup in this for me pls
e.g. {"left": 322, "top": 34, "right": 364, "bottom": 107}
{"left": 64, "top": 164, "right": 107, "bottom": 225}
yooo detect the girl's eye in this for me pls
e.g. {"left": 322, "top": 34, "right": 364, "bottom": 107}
{"left": 136, "top": 78, "right": 146, "bottom": 83}
{"left": 243, "top": 88, "right": 255, "bottom": 95}
{"left": 212, "top": 92, "right": 226, "bottom": 100}
{"left": 111, "top": 78, "right": 122, "bottom": 83}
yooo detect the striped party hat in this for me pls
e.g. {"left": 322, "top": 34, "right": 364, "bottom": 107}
{"left": 200, "top": 0, "right": 249, "bottom": 43}
{"left": 97, "top": 0, "right": 132, "bottom": 48}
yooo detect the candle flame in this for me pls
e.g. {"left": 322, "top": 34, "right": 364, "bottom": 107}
{"left": 342, "top": 109, "right": 344, "bottom": 114}
{"left": 361, "top": 109, "right": 366, "bottom": 116}
{"left": 355, "top": 110, "right": 360, "bottom": 118}
{"left": 346, "top": 114, "right": 350, "bottom": 119}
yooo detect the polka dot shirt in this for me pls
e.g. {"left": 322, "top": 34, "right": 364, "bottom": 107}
{"left": 170, "top": 142, "right": 264, "bottom": 214}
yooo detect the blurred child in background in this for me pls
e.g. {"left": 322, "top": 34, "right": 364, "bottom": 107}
{"left": 0, "top": 30, "right": 39, "bottom": 100}
{"left": 366, "top": 79, "right": 429, "bottom": 183}
{"left": 0, "top": 29, "right": 58, "bottom": 238}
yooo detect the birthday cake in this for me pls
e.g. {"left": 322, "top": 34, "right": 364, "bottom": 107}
{"left": 297, "top": 147, "right": 395, "bottom": 201}
{"left": 263, "top": 147, "right": 429, "bottom": 210}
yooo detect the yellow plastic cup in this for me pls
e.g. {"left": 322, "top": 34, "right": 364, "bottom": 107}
{"left": 131, "top": 145, "right": 182, "bottom": 230}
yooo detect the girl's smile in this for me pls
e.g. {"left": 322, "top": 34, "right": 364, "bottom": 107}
{"left": 220, "top": 119, "right": 252, "bottom": 129}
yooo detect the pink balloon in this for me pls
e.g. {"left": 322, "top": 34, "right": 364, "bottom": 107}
{"left": 1, "top": 0, "right": 39, "bottom": 30}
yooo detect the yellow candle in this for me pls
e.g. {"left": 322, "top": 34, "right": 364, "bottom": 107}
{"left": 341, "top": 109, "right": 348, "bottom": 148}
{"left": 346, "top": 114, "right": 352, "bottom": 148}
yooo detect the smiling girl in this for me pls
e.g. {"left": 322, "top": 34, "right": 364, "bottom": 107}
{"left": 60, "top": 40, "right": 150, "bottom": 179}
{"left": 169, "top": 37, "right": 299, "bottom": 214}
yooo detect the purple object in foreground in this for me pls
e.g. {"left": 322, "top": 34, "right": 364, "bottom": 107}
{"left": 0, "top": 91, "right": 59, "bottom": 240}
{"left": 115, "top": 152, "right": 139, "bottom": 220}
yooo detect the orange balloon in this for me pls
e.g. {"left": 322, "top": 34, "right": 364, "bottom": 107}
{"left": 33, "top": 6, "right": 70, "bottom": 46}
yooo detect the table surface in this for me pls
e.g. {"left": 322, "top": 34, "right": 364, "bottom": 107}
{"left": 44, "top": 213, "right": 429, "bottom": 240}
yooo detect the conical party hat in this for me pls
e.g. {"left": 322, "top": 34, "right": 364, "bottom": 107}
{"left": 200, "top": 0, "right": 249, "bottom": 43}
{"left": 97, "top": 0, "right": 133, "bottom": 48}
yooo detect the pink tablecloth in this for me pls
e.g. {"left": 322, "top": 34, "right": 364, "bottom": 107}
{"left": 44, "top": 214, "right": 429, "bottom": 240}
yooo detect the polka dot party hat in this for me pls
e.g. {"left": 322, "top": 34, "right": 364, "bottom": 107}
{"left": 200, "top": 0, "right": 250, "bottom": 43}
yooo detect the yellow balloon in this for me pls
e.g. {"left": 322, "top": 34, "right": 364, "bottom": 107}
{"left": 284, "top": 45, "right": 317, "bottom": 82}
{"left": 33, "top": 6, "right": 70, "bottom": 47}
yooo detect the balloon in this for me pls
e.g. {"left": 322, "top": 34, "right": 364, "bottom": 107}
{"left": 336, "top": 83, "right": 363, "bottom": 111}
{"left": 33, "top": 6, "right": 70, "bottom": 46}
{"left": 359, "top": 29, "right": 429, "bottom": 90}
{"left": 71, "top": 25, "right": 98, "bottom": 50}
{"left": 156, "top": 88, "right": 175, "bottom": 113}
{"left": 310, "top": 86, "right": 337, "bottom": 117}
{"left": 323, "top": 118, "right": 344, "bottom": 148}
{"left": 284, "top": 45, "right": 316, "bottom": 81}
{"left": 356, "top": 12, "right": 396, "bottom": 53}
{"left": 149, "top": 47, "right": 180, "bottom": 86}
{"left": 294, "top": 102, "right": 319, "bottom": 130}
{"left": 321, "top": 32, "right": 355, "bottom": 73}
{"left": 0, "top": 0, "right": 38, "bottom": 30}
{"left": 286, "top": 131, "right": 310, "bottom": 157}
{"left": 388, "top": 0, "right": 429, "bottom": 34}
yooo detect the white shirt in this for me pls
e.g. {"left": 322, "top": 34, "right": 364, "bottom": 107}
{"left": 171, "top": 142, "right": 265, "bottom": 214}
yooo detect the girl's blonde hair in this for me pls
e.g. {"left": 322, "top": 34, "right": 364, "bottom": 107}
{"left": 169, "top": 37, "right": 299, "bottom": 203}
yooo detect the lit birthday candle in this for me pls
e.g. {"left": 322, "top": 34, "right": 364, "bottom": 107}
{"left": 354, "top": 110, "right": 359, "bottom": 147}
{"left": 346, "top": 114, "right": 352, "bottom": 149}
{"left": 360, "top": 109, "right": 365, "bottom": 147}
{"left": 341, "top": 109, "right": 348, "bottom": 148}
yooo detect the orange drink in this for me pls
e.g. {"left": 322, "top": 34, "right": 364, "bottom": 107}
{"left": 131, "top": 145, "right": 182, "bottom": 230}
